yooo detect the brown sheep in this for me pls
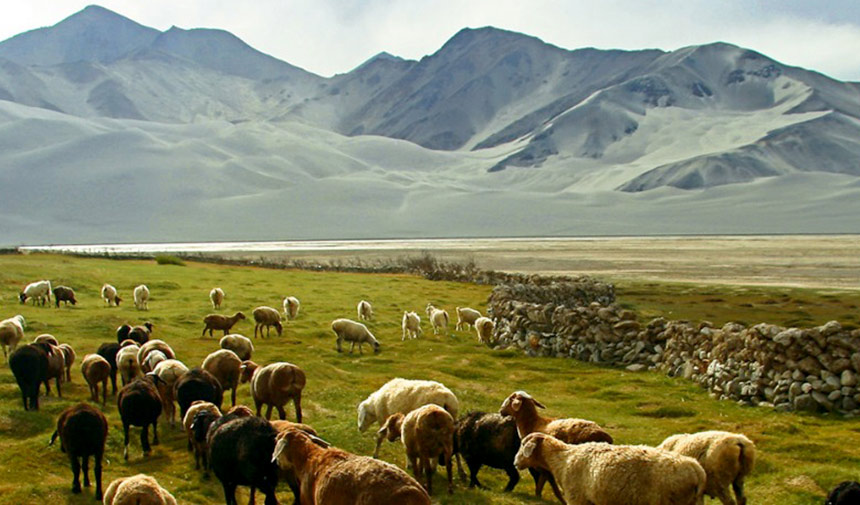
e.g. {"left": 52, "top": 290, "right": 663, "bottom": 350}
{"left": 202, "top": 349, "right": 243, "bottom": 406}
{"left": 59, "top": 343, "right": 76, "bottom": 382}
{"left": 252, "top": 306, "right": 282, "bottom": 338}
{"left": 240, "top": 360, "right": 305, "bottom": 421}
{"left": 81, "top": 354, "right": 111, "bottom": 405}
{"left": 49, "top": 403, "right": 109, "bottom": 500}
{"left": 202, "top": 312, "right": 246, "bottom": 337}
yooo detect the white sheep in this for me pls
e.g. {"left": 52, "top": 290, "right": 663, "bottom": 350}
{"left": 515, "top": 433, "right": 706, "bottom": 505}
{"left": 332, "top": 318, "right": 380, "bottom": 355}
{"left": 402, "top": 311, "right": 422, "bottom": 340}
{"left": 252, "top": 306, "right": 282, "bottom": 338}
{"left": 357, "top": 377, "right": 459, "bottom": 432}
{"left": 425, "top": 304, "right": 449, "bottom": 335}
{"left": 455, "top": 307, "right": 482, "bottom": 331}
{"left": 219, "top": 334, "right": 253, "bottom": 361}
{"left": 357, "top": 300, "right": 373, "bottom": 321}
{"left": 103, "top": 474, "right": 177, "bottom": 505}
{"left": 0, "top": 315, "right": 25, "bottom": 361}
{"left": 101, "top": 283, "right": 121, "bottom": 306}
{"left": 142, "top": 350, "right": 167, "bottom": 374}
{"left": 153, "top": 359, "right": 189, "bottom": 427}
{"left": 283, "top": 296, "right": 300, "bottom": 321}
{"left": 202, "top": 349, "right": 243, "bottom": 406}
{"left": 116, "top": 344, "right": 142, "bottom": 386}
{"left": 209, "top": 287, "right": 225, "bottom": 309}
{"left": 658, "top": 431, "right": 756, "bottom": 505}
{"left": 19, "top": 280, "right": 52, "bottom": 306}
{"left": 133, "top": 285, "right": 150, "bottom": 310}
{"left": 474, "top": 316, "right": 495, "bottom": 344}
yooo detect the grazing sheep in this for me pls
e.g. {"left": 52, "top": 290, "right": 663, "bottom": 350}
{"left": 357, "top": 378, "right": 459, "bottom": 432}
{"left": 183, "top": 401, "right": 222, "bottom": 473}
{"left": 19, "top": 280, "right": 51, "bottom": 306}
{"left": 283, "top": 296, "right": 300, "bottom": 321}
{"left": 425, "top": 303, "right": 449, "bottom": 335}
{"left": 210, "top": 287, "right": 225, "bottom": 309}
{"left": 142, "top": 350, "right": 167, "bottom": 374}
{"left": 49, "top": 403, "right": 108, "bottom": 500}
{"left": 53, "top": 285, "right": 77, "bottom": 307}
{"left": 44, "top": 342, "right": 65, "bottom": 397}
{"left": 515, "top": 433, "right": 706, "bottom": 505}
{"left": 127, "top": 323, "right": 152, "bottom": 345}
{"left": 9, "top": 343, "right": 51, "bottom": 410}
{"left": 81, "top": 353, "right": 111, "bottom": 405}
{"left": 0, "top": 314, "right": 25, "bottom": 361}
{"left": 331, "top": 318, "right": 380, "bottom": 355}
{"left": 402, "top": 311, "right": 422, "bottom": 340}
{"left": 454, "top": 411, "right": 522, "bottom": 492}
{"left": 220, "top": 334, "right": 254, "bottom": 361}
{"left": 500, "top": 390, "right": 613, "bottom": 501}
{"left": 137, "top": 340, "right": 175, "bottom": 373}
{"left": 96, "top": 342, "right": 121, "bottom": 395}
{"left": 455, "top": 307, "right": 482, "bottom": 331}
{"left": 116, "top": 344, "right": 142, "bottom": 386}
{"left": 474, "top": 317, "right": 495, "bottom": 344}
{"left": 101, "top": 283, "right": 121, "bottom": 306}
{"left": 133, "top": 284, "right": 149, "bottom": 310}
{"left": 203, "top": 349, "right": 243, "bottom": 406}
{"left": 103, "top": 474, "right": 177, "bottom": 505}
{"left": 240, "top": 360, "right": 305, "bottom": 421}
{"left": 153, "top": 359, "right": 189, "bottom": 427}
{"left": 202, "top": 312, "right": 246, "bottom": 337}
{"left": 59, "top": 343, "right": 76, "bottom": 382}
{"left": 272, "top": 428, "right": 431, "bottom": 505}
{"left": 174, "top": 367, "right": 224, "bottom": 419}
{"left": 827, "top": 481, "right": 860, "bottom": 505}
{"left": 116, "top": 324, "right": 132, "bottom": 343}
{"left": 117, "top": 375, "right": 164, "bottom": 460}
{"left": 659, "top": 431, "right": 756, "bottom": 505}
{"left": 209, "top": 415, "right": 281, "bottom": 505}
{"left": 253, "top": 306, "right": 283, "bottom": 338}
{"left": 33, "top": 333, "right": 59, "bottom": 346}
{"left": 357, "top": 299, "right": 373, "bottom": 321}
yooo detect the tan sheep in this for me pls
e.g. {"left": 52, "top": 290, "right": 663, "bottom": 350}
{"left": 210, "top": 287, "right": 225, "bottom": 309}
{"left": 81, "top": 354, "right": 111, "bottom": 405}
{"left": 45, "top": 342, "right": 65, "bottom": 397}
{"left": 658, "top": 430, "right": 756, "bottom": 505}
{"left": 103, "top": 474, "right": 177, "bottom": 505}
{"left": 116, "top": 344, "right": 142, "bottom": 386}
{"left": 425, "top": 304, "right": 449, "bottom": 335}
{"left": 331, "top": 318, "right": 380, "bottom": 355}
{"left": 202, "top": 349, "right": 243, "bottom": 406}
{"left": 283, "top": 296, "right": 300, "bottom": 321}
{"left": 137, "top": 340, "right": 175, "bottom": 373}
{"left": 152, "top": 359, "right": 189, "bottom": 427}
{"left": 142, "top": 351, "right": 167, "bottom": 374}
{"left": 240, "top": 360, "right": 306, "bottom": 422}
{"left": 33, "top": 333, "right": 59, "bottom": 346}
{"left": 252, "top": 306, "right": 282, "bottom": 338}
{"left": 202, "top": 312, "right": 246, "bottom": 337}
{"left": 357, "top": 299, "right": 373, "bottom": 321}
{"left": 58, "top": 343, "right": 76, "bottom": 382}
{"left": 515, "top": 433, "right": 706, "bottom": 505}
{"left": 455, "top": 307, "right": 482, "bottom": 331}
{"left": 402, "top": 311, "right": 422, "bottom": 340}
{"left": 0, "top": 315, "right": 25, "bottom": 361}
{"left": 474, "top": 316, "right": 495, "bottom": 344}
{"left": 219, "top": 334, "right": 254, "bottom": 361}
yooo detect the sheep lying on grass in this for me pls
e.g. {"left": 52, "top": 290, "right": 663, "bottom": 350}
{"left": 103, "top": 474, "right": 177, "bottom": 505}
{"left": 357, "top": 378, "right": 459, "bottom": 432}
{"left": 210, "top": 287, "right": 225, "bottom": 309}
{"left": 659, "top": 430, "right": 756, "bottom": 505}
{"left": 253, "top": 306, "right": 283, "bottom": 338}
{"left": 202, "top": 312, "right": 246, "bottom": 337}
{"left": 515, "top": 433, "right": 706, "bottom": 505}
{"left": 426, "top": 304, "right": 449, "bottom": 335}
{"left": 101, "top": 284, "right": 121, "bottom": 306}
{"left": 220, "top": 334, "right": 253, "bottom": 361}
{"left": 50, "top": 402, "right": 108, "bottom": 500}
{"left": 402, "top": 311, "right": 422, "bottom": 340}
{"left": 331, "top": 318, "right": 380, "bottom": 355}
{"left": 240, "top": 360, "right": 306, "bottom": 421}
{"left": 455, "top": 307, "right": 482, "bottom": 331}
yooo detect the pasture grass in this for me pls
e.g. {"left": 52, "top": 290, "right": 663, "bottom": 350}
{"left": 0, "top": 253, "right": 857, "bottom": 505}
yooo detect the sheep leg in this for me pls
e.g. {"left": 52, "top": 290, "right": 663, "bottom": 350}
{"left": 221, "top": 481, "right": 238, "bottom": 505}
{"left": 336, "top": 337, "right": 343, "bottom": 353}
{"left": 56, "top": 376, "right": 62, "bottom": 397}
{"left": 265, "top": 404, "right": 273, "bottom": 420}
{"left": 70, "top": 455, "right": 82, "bottom": 493}
{"left": 248, "top": 487, "right": 256, "bottom": 505}
{"left": 231, "top": 386, "right": 237, "bottom": 407}
{"left": 277, "top": 405, "right": 287, "bottom": 420}
{"left": 110, "top": 370, "right": 117, "bottom": 395}
{"left": 94, "top": 452, "right": 103, "bottom": 500}
{"left": 733, "top": 477, "right": 746, "bottom": 505}
{"left": 423, "top": 456, "right": 433, "bottom": 495}
{"left": 89, "top": 383, "right": 97, "bottom": 403}
{"left": 122, "top": 423, "right": 130, "bottom": 460}
{"left": 546, "top": 473, "right": 566, "bottom": 505}
{"left": 81, "top": 454, "right": 90, "bottom": 487}
{"left": 194, "top": 445, "right": 201, "bottom": 469}
{"left": 467, "top": 460, "right": 487, "bottom": 489}
{"left": 349, "top": 341, "right": 356, "bottom": 354}
{"left": 445, "top": 451, "right": 454, "bottom": 494}
{"left": 141, "top": 425, "right": 152, "bottom": 455}
{"left": 152, "top": 419, "right": 159, "bottom": 445}
{"left": 293, "top": 396, "right": 303, "bottom": 423}
{"left": 502, "top": 464, "right": 520, "bottom": 492}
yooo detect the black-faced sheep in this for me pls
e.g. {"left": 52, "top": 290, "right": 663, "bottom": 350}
{"left": 455, "top": 307, "right": 482, "bottom": 331}
{"left": 103, "top": 474, "right": 177, "bottom": 505}
{"left": 203, "top": 349, "right": 243, "bottom": 406}
{"left": 515, "top": 433, "right": 706, "bottom": 505}
{"left": 81, "top": 353, "right": 112, "bottom": 405}
{"left": 9, "top": 342, "right": 51, "bottom": 410}
{"left": 183, "top": 401, "right": 222, "bottom": 474}
{"left": 331, "top": 318, "right": 380, "bottom": 355}
{"left": 402, "top": 311, "right": 422, "bottom": 340}
{"left": 454, "top": 411, "right": 522, "bottom": 492}
{"left": 210, "top": 287, "right": 225, "bottom": 309}
{"left": 659, "top": 430, "right": 756, "bottom": 505}
{"left": 426, "top": 303, "right": 449, "bottom": 335}
{"left": 53, "top": 285, "right": 77, "bottom": 307}
{"left": 59, "top": 343, "right": 76, "bottom": 382}
{"left": 209, "top": 415, "right": 281, "bottom": 505}
{"left": 358, "top": 377, "right": 459, "bottom": 432}
{"left": 283, "top": 296, "right": 300, "bottom": 321}
{"left": 117, "top": 374, "right": 163, "bottom": 460}
{"left": 49, "top": 402, "right": 108, "bottom": 500}
{"left": 101, "top": 283, "right": 121, "bottom": 306}
{"left": 152, "top": 358, "right": 189, "bottom": 426}
{"left": 357, "top": 299, "right": 373, "bottom": 321}
{"left": 96, "top": 342, "right": 120, "bottom": 394}
{"left": 202, "top": 312, "right": 246, "bottom": 337}
{"left": 240, "top": 360, "right": 305, "bottom": 421}
{"left": 252, "top": 306, "right": 282, "bottom": 338}
{"left": 20, "top": 280, "right": 51, "bottom": 305}
{"left": 220, "top": 334, "right": 254, "bottom": 361}
{"left": 0, "top": 314, "right": 25, "bottom": 361}
{"left": 133, "top": 284, "right": 149, "bottom": 310}
{"left": 174, "top": 367, "right": 224, "bottom": 419}
{"left": 827, "top": 481, "right": 860, "bottom": 505}
{"left": 127, "top": 323, "right": 153, "bottom": 345}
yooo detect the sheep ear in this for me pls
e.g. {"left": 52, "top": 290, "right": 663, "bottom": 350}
{"left": 534, "top": 399, "right": 546, "bottom": 409}
{"left": 271, "top": 438, "right": 287, "bottom": 463}
{"left": 309, "top": 434, "right": 331, "bottom": 448}
{"left": 522, "top": 437, "right": 538, "bottom": 458}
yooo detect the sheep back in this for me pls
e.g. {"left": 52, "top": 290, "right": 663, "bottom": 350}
{"left": 251, "top": 362, "right": 305, "bottom": 407}
{"left": 358, "top": 378, "right": 458, "bottom": 431}
{"left": 103, "top": 474, "right": 177, "bottom": 505}
{"left": 9, "top": 343, "right": 50, "bottom": 410}
{"left": 208, "top": 416, "right": 280, "bottom": 502}
{"left": 220, "top": 334, "right": 253, "bottom": 361}
{"left": 455, "top": 411, "right": 520, "bottom": 489}
{"left": 174, "top": 368, "right": 224, "bottom": 417}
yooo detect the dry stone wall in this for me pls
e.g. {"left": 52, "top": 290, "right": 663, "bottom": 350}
{"left": 488, "top": 281, "right": 860, "bottom": 416}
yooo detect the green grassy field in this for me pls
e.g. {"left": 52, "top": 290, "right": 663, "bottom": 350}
{"left": 0, "top": 253, "right": 857, "bottom": 505}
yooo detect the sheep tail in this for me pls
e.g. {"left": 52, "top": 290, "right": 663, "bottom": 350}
{"left": 442, "top": 311, "right": 449, "bottom": 327}
{"left": 737, "top": 439, "right": 755, "bottom": 476}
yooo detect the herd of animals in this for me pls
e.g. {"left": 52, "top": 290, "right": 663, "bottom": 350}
{"left": 2, "top": 278, "right": 858, "bottom": 505}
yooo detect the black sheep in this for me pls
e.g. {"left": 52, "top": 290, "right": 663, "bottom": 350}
{"left": 52, "top": 286, "right": 77, "bottom": 307}
{"left": 50, "top": 403, "right": 108, "bottom": 500}
{"left": 827, "top": 481, "right": 860, "bottom": 505}
{"left": 175, "top": 367, "right": 224, "bottom": 418}
{"left": 454, "top": 411, "right": 523, "bottom": 492}
{"left": 9, "top": 342, "right": 51, "bottom": 410}
{"left": 208, "top": 415, "right": 280, "bottom": 505}
{"left": 117, "top": 375, "right": 163, "bottom": 460}
{"left": 190, "top": 408, "right": 221, "bottom": 473}
{"left": 96, "top": 342, "right": 120, "bottom": 394}
{"left": 117, "top": 322, "right": 152, "bottom": 345}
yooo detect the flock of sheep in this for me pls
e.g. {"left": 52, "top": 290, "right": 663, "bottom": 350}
{"left": 3, "top": 277, "right": 858, "bottom": 505}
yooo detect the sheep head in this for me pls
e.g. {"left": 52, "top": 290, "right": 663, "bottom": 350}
{"left": 272, "top": 429, "right": 331, "bottom": 467}
{"left": 500, "top": 391, "right": 545, "bottom": 417}
{"left": 514, "top": 433, "right": 549, "bottom": 470}
{"left": 239, "top": 361, "right": 258, "bottom": 383}
{"left": 18, "top": 293, "right": 27, "bottom": 304}
{"left": 357, "top": 400, "right": 375, "bottom": 432}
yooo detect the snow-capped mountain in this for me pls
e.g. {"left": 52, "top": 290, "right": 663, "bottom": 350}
{"left": 1, "top": 5, "right": 859, "bottom": 245}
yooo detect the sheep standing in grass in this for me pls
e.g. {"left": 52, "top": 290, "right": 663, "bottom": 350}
{"left": 174, "top": 367, "right": 224, "bottom": 419}
{"left": 103, "top": 474, "right": 177, "bottom": 505}
{"left": 454, "top": 411, "right": 522, "bottom": 492}
{"left": 0, "top": 314, "right": 25, "bottom": 361}
{"left": 9, "top": 343, "right": 51, "bottom": 410}
{"left": 209, "top": 415, "right": 281, "bottom": 505}
{"left": 117, "top": 375, "right": 163, "bottom": 460}
{"left": 659, "top": 431, "right": 756, "bottom": 505}
{"left": 357, "top": 378, "right": 459, "bottom": 432}
{"left": 332, "top": 318, "right": 380, "bottom": 355}
{"left": 253, "top": 306, "right": 283, "bottom": 338}
{"left": 101, "top": 284, "right": 121, "bottom": 306}
{"left": 455, "top": 307, "right": 482, "bottom": 331}
{"left": 240, "top": 360, "right": 306, "bottom": 421}
{"left": 426, "top": 304, "right": 449, "bottom": 335}
{"left": 117, "top": 344, "right": 142, "bottom": 386}
{"left": 474, "top": 317, "right": 495, "bottom": 344}
{"left": 44, "top": 342, "right": 65, "bottom": 397}
{"left": 33, "top": 333, "right": 59, "bottom": 346}
{"left": 133, "top": 284, "right": 149, "bottom": 310}
{"left": 210, "top": 287, "right": 225, "bottom": 309}
{"left": 81, "top": 354, "right": 111, "bottom": 405}
{"left": 53, "top": 286, "right": 77, "bottom": 307}
{"left": 203, "top": 349, "right": 243, "bottom": 406}
{"left": 402, "top": 311, "right": 422, "bottom": 340}
{"left": 828, "top": 481, "right": 860, "bottom": 505}
{"left": 183, "top": 401, "right": 222, "bottom": 473}
{"left": 357, "top": 300, "right": 373, "bottom": 321}
{"left": 123, "top": 322, "right": 153, "bottom": 345}
{"left": 283, "top": 296, "right": 300, "bottom": 321}
{"left": 96, "top": 342, "right": 121, "bottom": 394}
{"left": 202, "top": 312, "right": 246, "bottom": 337}
{"left": 50, "top": 402, "right": 108, "bottom": 500}
{"left": 20, "top": 280, "right": 51, "bottom": 305}
{"left": 220, "top": 334, "right": 253, "bottom": 361}
{"left": 516, "top": 433, "right": 706, "bottom": 505}
{"left": 59, "top": 343, "right": 75, "bottom": 382}
{"left": 138, "top": 339, "right": 175, "bottom": 364}
{"left": 153, "top": 359, "right": 189, "bottom": 426}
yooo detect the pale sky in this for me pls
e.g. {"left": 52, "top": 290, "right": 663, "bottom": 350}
{"left": 1, "top": 0, "right": 859, "bottom": 81}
